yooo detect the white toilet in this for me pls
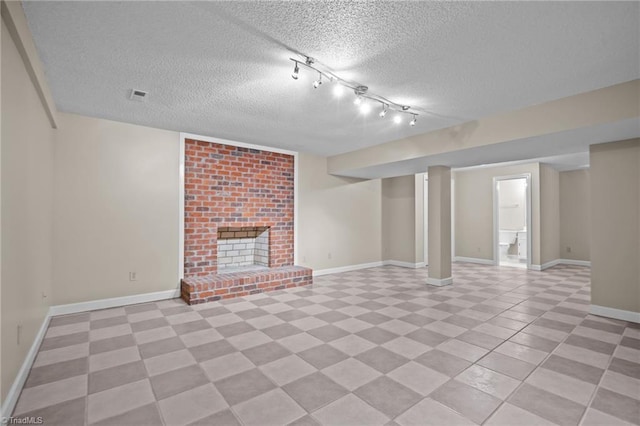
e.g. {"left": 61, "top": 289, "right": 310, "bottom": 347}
{"left": 499, "top": 230, "right": 517, "bottom": 258}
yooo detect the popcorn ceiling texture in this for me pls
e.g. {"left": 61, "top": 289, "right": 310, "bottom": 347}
{"left": 22, "top": 2, "right": 639, "bottom": 155}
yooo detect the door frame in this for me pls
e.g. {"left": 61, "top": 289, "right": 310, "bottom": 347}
{"left": 423, "top": 174, "right": 428, "bottom": 265}
{"left": 492, "top": 173, "right": 532, "bottom": 269}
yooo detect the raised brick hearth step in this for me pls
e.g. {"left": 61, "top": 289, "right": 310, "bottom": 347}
{"left": 181, "top": 265, "right": 313, "bottom": 305}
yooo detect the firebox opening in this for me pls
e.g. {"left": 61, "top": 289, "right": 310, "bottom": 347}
{"left": 217, "top": 226, "right": 270, "bottom": 273}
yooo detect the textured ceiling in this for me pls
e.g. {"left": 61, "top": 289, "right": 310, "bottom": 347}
{"left": 22, "top": 1, "right": 640, "bottom": 156}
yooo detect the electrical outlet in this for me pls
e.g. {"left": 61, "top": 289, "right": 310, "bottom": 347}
{"left": 129, "top": 272, "right": 137, "bottom": 281}
{"left": 566, "top": 246, "right": 572, "bottom": 253}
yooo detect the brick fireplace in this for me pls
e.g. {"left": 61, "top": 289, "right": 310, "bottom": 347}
{"left": 181, "top": 138, "right": 312, "bottom": 304}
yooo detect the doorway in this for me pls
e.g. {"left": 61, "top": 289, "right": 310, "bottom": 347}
{"left": 423, "top": 174, "right": 428, "bottom": 265}
{"left": 493, "top": 174, "right": 531, "bottom": 269}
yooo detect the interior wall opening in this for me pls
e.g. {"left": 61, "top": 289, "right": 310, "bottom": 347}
{"left": 494, "top": 175, "right": 531, "bottom": 268}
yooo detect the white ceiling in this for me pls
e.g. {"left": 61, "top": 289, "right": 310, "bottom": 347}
{"left": 23, "top": 1, "right": 639, "bottom": 156}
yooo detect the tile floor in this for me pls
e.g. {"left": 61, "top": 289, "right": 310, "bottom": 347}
{"left": 11, "top": 264, "right": 640, "bottom": 425}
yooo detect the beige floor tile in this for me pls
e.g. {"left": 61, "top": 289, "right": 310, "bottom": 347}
{"left": 89, "top": 346, "right": 141, "bottom": 372}
{"left": 14, "top": 375, "right": 87, "bottom": 415}
{"left": 437, "top": 339, "right": 489, "bottom": 362}
{"left": 200, "top": 352, "right": 254, "bottom": 382}
{"left": 45, "top": 322, "right": 90, "bottom": 338}
{"left": 322, "top": 358, "right": 381, "bottom": 391}
{"left": 87, "top": 379, "right": 155, "bottom": 424}
{"left": 382, "top": 336, "right": 431, "bottom": 359}
{"left": 329, "top": 334, "right": 376, "bottom": 356}
{"left": 581, "top": 407, "right": 636, "bottom": 426}
{"left": 455, "top": 364, "right": 521, "bottom": 400}
{"left": 388, "top": 361, "right": 449, "bottom": 396}
{"left": 134, "top": 325, "right": 177, "bottom": 344}
{"left": 144, "top": 348, "right": 197, "bottom": 376}
{"left": 32, "top": 343, "right": 89, "bottom": 368}
{"left": 234, "top": 388, "right": 306, "bottom": 426}
{"left": 396, "top": 398, "right": 477, "bottom": 426}
{"left": 260, "top": 354, "right": 316, "bottom": 386}
{"left": 485, "top": 402, "right": 556, "bottom": 426}
{"left": 89, "top": 324, "right": 132, "bottom": 341}
{"left": 525, "top": 367, "right": 596, "bottom": 405}
{"left": 553, "top": 341, "right": 611, "bottom": 368}
{"left": 158, "top": 383, "right": 228, "bottom": 426}
{"left": 227, "top": 330, "right": 272, "bottom": 350}
{"left": 312, "top": 394, "right": 389, "bottom": 426}
{"left": 600, "top": 370, "right": 640, "bottom": 399}
{"left": 179, "top": 328, "right": 223, "bottom": 347}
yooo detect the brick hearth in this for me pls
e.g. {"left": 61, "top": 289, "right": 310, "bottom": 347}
{"left": 181, "top": 265, "right": 312, "bottom": 304}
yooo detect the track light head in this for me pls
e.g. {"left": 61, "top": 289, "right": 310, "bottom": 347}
{"left": 313, "top": 72, "right": 322, "bottom": 89}
{"left": 292, "top": 62, "right": 299, "bottom": 80}
{"left": 379, "top": 104, "right": 388, "bottom": 118}
{"left": 354, "top": 96, "right": 362, "bottom": 106}
{"left": 410, "top": 115, "right": 417, "bottom": 126}
{"left": 402, "top": 106, "right": 410, "bottom": 111}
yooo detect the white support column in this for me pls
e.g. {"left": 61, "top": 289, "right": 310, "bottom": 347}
{"left": 427, "top": 166, "right": 453, "bottom": 286}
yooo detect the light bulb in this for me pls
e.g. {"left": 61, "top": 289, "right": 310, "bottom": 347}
{"left": 379, "top": 104, "right": 387, "bottom": 118}
{"left": 360, "top": 103, "right": 371, "bottom": 115}
{"left": 354, "top": 96, "right": 362, "bottom": 105}
{"left": 393, "top": 115, "right": 402, "bottom": 124}
{"left": 333, "top": 84, "right": 344, "bottom": 98}
{"left": 291, "top": 63, "right": 299, "bottom": 80}
{"left": 410, "top": 115, "right": 417, "bottom": 126}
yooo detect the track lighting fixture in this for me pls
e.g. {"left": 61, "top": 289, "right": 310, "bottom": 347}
{"left": 289, "top": 55, "right": 419, "bottom": 126}
{"left": 313, "top": 72, "right": 322, "bottom": 89}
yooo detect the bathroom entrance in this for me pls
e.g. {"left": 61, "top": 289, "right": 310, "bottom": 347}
{"left": 493, "top": 174, "right": 531, "bottom": 269}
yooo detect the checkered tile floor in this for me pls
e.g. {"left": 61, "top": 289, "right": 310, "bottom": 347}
{"left": 12, "top": 264, "right": 640, "bottom": 425}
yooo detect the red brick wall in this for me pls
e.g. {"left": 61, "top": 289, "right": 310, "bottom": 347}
{"left": 184, "top": 139, "right": 294, "bottom": 277}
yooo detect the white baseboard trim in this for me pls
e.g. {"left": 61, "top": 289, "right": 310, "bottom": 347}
{"left": 312, "top": 260, "right": 426, "bottom": 277}
{"left": 532, "top": 259, "right": 591, "bottom": 271}
{"left": 312, "top": 261, "right": 384, "bottom": 277}
{"left": 48, "top": 289, "right": 181, "bottom": 316}
{"left": 590, "top": 305, "right": 640, "bottom": 324}
{"left": 1, "top": 314, "right": 51, "bottom": 418}
{"left": 558, "top": 259, "right": 591, "bottom": 267}
{"left": 453, "top": 256, "right": 495, "bottom": 266}
{"left": 541, "top": 259, "right": 561, "bottom": 270}
{"left": 2, "top": 288, "right": 182, "bottom": 417}
{"left": 383, "top": 260, "right": 426, "bottom": 269}
{"left": 426, "top": 276, "right": 453, "bottom": 287}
